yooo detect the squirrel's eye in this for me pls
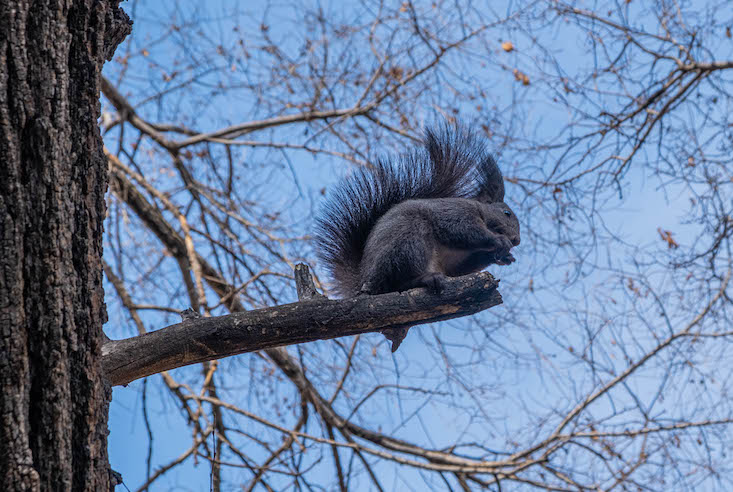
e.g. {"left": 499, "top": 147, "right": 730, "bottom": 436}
{"left": 503, "top": 210, "right": 512, "bottom": 217}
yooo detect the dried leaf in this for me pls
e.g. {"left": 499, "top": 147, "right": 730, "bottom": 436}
{"left": 513, "top": 68, "right": 530, "bottom": 85}
{"left": 657, "top": 228, "right": 679, "bottom": 249}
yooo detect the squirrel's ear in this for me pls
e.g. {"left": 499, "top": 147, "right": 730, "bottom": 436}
{"left": 476, "top": 154, "right": 505, "bottom": 203}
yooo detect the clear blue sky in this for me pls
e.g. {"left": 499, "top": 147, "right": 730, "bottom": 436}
{"left": 104, "top": 1, "right": 730, "bottom": 490}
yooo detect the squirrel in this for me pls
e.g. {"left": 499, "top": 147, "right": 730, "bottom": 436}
{"left": 314, "top": 123, "right": 520, "bottom": 352}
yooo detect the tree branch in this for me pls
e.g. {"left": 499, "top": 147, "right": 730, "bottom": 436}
{"left": 102, "top": 268, "right": 501, "bottom": 386}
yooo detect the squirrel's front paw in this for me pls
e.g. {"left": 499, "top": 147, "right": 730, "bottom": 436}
{"left": 495, "top": 252, "right": 515, "bottom": 265}
{"left": 487, "top": 234, "right": 515, "bottom": 265}
{"left": 493, "top": 234, "right": 514, "bottom": 253}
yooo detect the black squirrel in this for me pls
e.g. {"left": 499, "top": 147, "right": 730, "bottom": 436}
{"left": 314, "top": 124, "right": 520, "bottom": 351}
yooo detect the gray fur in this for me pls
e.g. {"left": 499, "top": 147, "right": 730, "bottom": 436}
{"left": 359, "top": 198, "right": 519, "bottom": 294}
{"left": 314, "top": 124, "right": 520, "bottom": 351}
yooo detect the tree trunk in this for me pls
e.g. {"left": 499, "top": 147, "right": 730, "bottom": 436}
{"left": 0, "top": 1, "right": 130, "bottom": 490}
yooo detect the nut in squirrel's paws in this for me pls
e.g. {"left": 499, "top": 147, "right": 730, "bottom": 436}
{"left": 495, "top": 252, "right": 516, "bottom": 265}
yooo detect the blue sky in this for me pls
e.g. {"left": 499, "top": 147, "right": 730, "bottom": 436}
{"left": 104, "top": 1, "right": 733, "bottom": 490}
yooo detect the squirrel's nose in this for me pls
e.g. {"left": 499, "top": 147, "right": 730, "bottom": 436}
{"left": 511, "top": 236, "right": 520, "bottom": 246}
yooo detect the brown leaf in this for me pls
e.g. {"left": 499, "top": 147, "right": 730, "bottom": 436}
{"left": 513, "top": 68, "right": 530, "bottom": 85}
{"left": 657, "top": 228, "right": 679, "bottom": 249}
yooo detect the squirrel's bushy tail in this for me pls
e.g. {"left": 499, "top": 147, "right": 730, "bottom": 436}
{"left": 314, "top": 124, "right": 501, "bottom": 297}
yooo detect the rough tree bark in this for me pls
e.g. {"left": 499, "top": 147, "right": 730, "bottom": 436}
{"left": 102, "top": 268, "right": 503, "bottom": 386}
{"left": 0, "top": 1, "right": 131, "bottom": 490}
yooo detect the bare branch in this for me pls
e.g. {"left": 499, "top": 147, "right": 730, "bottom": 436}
{"left": 103, "top": 270, "right": 502, "bottom": 386}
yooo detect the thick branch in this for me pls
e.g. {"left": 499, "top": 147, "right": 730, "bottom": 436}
{"left": 103, "top": 271, "right": 501, "bottom": 386}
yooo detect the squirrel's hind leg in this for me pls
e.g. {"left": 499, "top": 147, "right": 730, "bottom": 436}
{"left": 401, "top": 271, "right": 447, "bottom": 293}
{"left": 360, "top": 231, "right": 441, "bottom": 352}
{"left": 359, "top": 233, "right": 434, "bottom": 295}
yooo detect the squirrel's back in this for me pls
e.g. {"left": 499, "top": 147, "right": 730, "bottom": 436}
{"left": 314, "top": 125, "right": 503, "bottom": 297}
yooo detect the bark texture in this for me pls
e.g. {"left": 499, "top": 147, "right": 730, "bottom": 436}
{"left": 103, "top": 269, "right": 503, "bottom": 386}
{"left": 0, "top": 1, "right": 131, "bottom": 490}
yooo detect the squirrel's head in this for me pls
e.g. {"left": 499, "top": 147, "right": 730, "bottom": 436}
{"left": 483, "top": 202, "right": 521, "bottom": 248}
